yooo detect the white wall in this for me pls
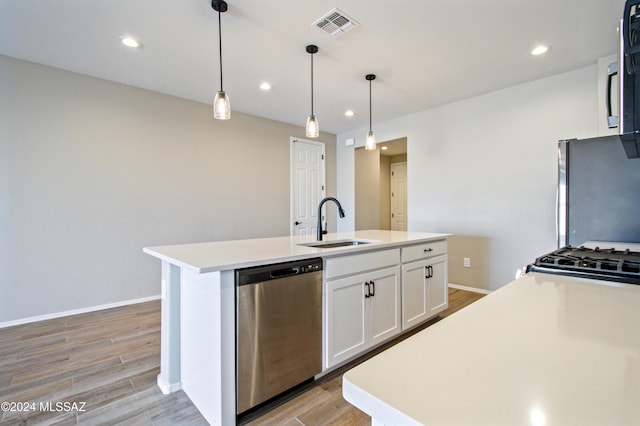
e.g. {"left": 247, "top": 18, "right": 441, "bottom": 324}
{"left": 338, "top": 65, "right": 600, "bottom": 291}
{"left": 0, "top": 55, "right": 336, "bottom": 323}
{"left": 354, "top": 147, "right": 380, "bottom": 230}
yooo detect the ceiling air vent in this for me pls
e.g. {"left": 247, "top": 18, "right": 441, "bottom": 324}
{"left": 312, "top": 8, "right": 359, "bottom": 37}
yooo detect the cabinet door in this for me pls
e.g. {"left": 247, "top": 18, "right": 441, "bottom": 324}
{"left": 325, "top": 275, "right": 367, "bottom": 369}
{"left": 402, "top": 255, "right": 448, "bottom": 329}
{"left": 325, "top": 266, "right": 402, "bottom": 369}
{"left": 427, "top": 255, "right": 448, "bottom": 316}
{"left": 401, "top": 259, "right": 429, "bottom": 330}
{"left": 368, "top": 267, "right": 402, "bottom": 346}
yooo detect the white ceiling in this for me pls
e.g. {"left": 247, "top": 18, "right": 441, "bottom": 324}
{"left": 0, "top": 0, "right": 624, "bottom": 135}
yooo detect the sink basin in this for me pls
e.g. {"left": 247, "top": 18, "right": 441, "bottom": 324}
{"left": 298, "top": 239, "right": 377, "bottom": 249}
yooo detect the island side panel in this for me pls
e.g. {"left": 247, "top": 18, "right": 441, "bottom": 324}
{"left": 342, "top": 374, "right": 421, "bottom": 426}
{"left": 181, "top": 269, "right": 236, "bottom": 425}
{"left": 158, "top": 261, "right": 182, "bottom": 394}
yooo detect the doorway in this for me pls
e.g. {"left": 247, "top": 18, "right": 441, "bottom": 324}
{"left": 390, "top": 162, "right": 407, "bottom": 231}
{"left": 354, "top": 137, "right": 407, "bottom": 230}
{"left": 290, "top": 138, "right": 326, "bottom": 236}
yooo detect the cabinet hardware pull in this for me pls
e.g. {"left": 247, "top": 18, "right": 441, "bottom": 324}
{"left": 424, "top": 248, "right": 433, "bottom": 253}
{"left": 425, "top": 265, "right": 433, "bottom": 279}
{"left": 370, "top": 280, "right": 375, "bottom": 297}
{"left": 364, "top": 281, "right": 370, "bottom": 298}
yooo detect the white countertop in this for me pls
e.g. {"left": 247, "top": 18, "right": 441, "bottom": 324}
{"left": 343, "top": 272, "right": 640, "bottom": 425}
{"left": 143, "top": 230, "right": 450, "bottom": 273}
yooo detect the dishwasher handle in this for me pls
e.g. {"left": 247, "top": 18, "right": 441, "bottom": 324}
{"left": 270, "top": 267, "right": 299, "bottom": 279}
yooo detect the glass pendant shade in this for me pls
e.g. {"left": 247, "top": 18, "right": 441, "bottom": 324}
{"left": 213, "top": 90, "right": 231, "bottom": 120}
{"left": 365, "top": 130, "right": 376, "bottom": 150}
{"left": 306, "top": 115, "right": 319, "bottom": 138}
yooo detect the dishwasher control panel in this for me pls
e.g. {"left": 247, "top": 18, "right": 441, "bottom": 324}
{"left": 236, "top": 258, "right": 323, "bottom": 285}
{"left": 300, "top": 263, "right": 322, "bottom": 273}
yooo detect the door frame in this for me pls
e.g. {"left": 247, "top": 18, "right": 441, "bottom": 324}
{"left": 290, "top": 137, "right": 326, "bottom": 236}
{"left": 390, "top": 161, "right": 408, "bottom": 231}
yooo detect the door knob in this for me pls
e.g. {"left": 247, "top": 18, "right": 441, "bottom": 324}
{"left": 294, "top": 221, "right": 302, "bottom": 225}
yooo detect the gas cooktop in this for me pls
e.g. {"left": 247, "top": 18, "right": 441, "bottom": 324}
{"left": 526, "top": 245, "right": 640, "bottom": 285}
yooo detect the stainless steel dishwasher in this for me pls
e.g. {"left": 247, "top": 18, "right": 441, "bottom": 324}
{"left": 235, "top": 258, "right": 323, "bottom": 415}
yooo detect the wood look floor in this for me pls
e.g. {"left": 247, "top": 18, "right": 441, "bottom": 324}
{"left": 0, "top": 288, "right": 484, "bottom": 426}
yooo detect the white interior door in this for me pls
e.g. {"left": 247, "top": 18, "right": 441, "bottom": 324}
{"left": 390, "top": 162, "right": 407, "bottom": 231}
{"left": 291, "top": 138, "right": 325, "bottom": 236}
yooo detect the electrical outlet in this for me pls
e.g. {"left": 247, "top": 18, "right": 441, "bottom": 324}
{"left": 463, "top": 257, "right": 471, "bottom": 268}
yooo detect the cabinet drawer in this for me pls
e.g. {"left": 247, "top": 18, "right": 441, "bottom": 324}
{"left": 325, "top": 249, "right": 400, "bottom": 280}
{"left": 401, "top": 240, "right": 447, "bottom": 263}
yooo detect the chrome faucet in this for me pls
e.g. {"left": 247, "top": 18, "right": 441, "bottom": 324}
{"left": 317, "top": 197, "right": 345, "bottom": 241}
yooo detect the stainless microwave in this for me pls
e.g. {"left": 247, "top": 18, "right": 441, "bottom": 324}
{"left": 612, "top": 1, "right": 640, "bottom": 159}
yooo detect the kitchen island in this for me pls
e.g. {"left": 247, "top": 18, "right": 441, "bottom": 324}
{"left": 143, "top": 230, "right": 450, "bottom": 425}
{"left": 342, "top": 272, "right": 640, "bottom": 425}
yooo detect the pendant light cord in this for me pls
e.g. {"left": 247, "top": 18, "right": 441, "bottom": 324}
{"left": 218, "top": 10, "right": 223, "bottom": 91}
{"left": 310, "top": 53, "right": 314, "bottom": 115}
{"left": 369, "top": 79, "right": 372, "bottom": 132}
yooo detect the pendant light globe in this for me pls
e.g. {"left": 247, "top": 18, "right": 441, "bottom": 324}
{"left": 213, "top": 90, "right": 231, "bottom": 120}
{"left": 306, "top": 115, "right": 319, "bottom": 138}
{"left": 365, "top": 130, "right": 376, "bottom": 150}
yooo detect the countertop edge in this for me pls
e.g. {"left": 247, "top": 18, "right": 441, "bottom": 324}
{"left": 142, "top": 247, "right": 205, "bottom": 274}
{"left": 342, "top": 374, "right": 422, "bottom": 426}
{"left": 143, "top": 231, "right": 451, "bottom": 273}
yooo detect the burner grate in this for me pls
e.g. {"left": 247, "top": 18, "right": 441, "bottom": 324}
{"left": 622, "top": 260, "right": 640, "bottom": 273}
{"left": 527, "top": 245, "right": 640, "bottom": 285}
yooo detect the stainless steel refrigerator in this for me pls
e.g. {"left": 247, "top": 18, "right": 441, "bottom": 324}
{"left": 557, "top": 2, "right": 640, "bottom": 247}
{"left": 557, "top": 135, "right": 640, "bottom": 247}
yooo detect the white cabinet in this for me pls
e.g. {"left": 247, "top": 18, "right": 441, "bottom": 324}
{"left": 401, "top": 241, "right": 448, "bottom": 330}
{"left": 426, "top": 255, "right": 448, "bottom": 315}
{"left": 368, "top": 269, "right": 402, "bottom": 346}
{"left": 324, "top": 240, "right": 449, "bottom": 369}
{"left": 324, "top": 250, "right": 401, "bottom": 369}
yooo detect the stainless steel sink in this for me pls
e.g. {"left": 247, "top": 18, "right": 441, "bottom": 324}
{"left": 298, "top": 239, "right": 377, "bottom": 249}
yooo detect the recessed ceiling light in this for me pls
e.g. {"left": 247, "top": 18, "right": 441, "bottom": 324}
{"left": 259, "top": 82, "right": 272, "bottom": 91}
{"left": 345, "top": 110, "right": 355, "bottom": 117}
{"left": 121, "top": 37, "right": 141, "bottom": 48}
{"left": 531, "top": 45, "right": 549, "bottom": 56}
{"left": 381, "top": 146, "right": 388, "bottom": 150}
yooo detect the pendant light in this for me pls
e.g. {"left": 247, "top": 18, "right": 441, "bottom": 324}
{"left": 305, "top": 45, "right": 319, "bottom": 138}
{"left": 364, "top": 74, "right": 376, "bottom": 150}
{"left": 212, "top": 0, "right": 230, "bottom": 120}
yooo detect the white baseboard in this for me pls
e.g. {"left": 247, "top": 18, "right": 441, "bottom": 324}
{"left": 157, "top": 374, "right": 182, "bottom": 395}
{"left": 448, "top": 282, "right": 492, "bottom": 295}
{"left": 0, "top": 295, "right": 161, "bottom": 329}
